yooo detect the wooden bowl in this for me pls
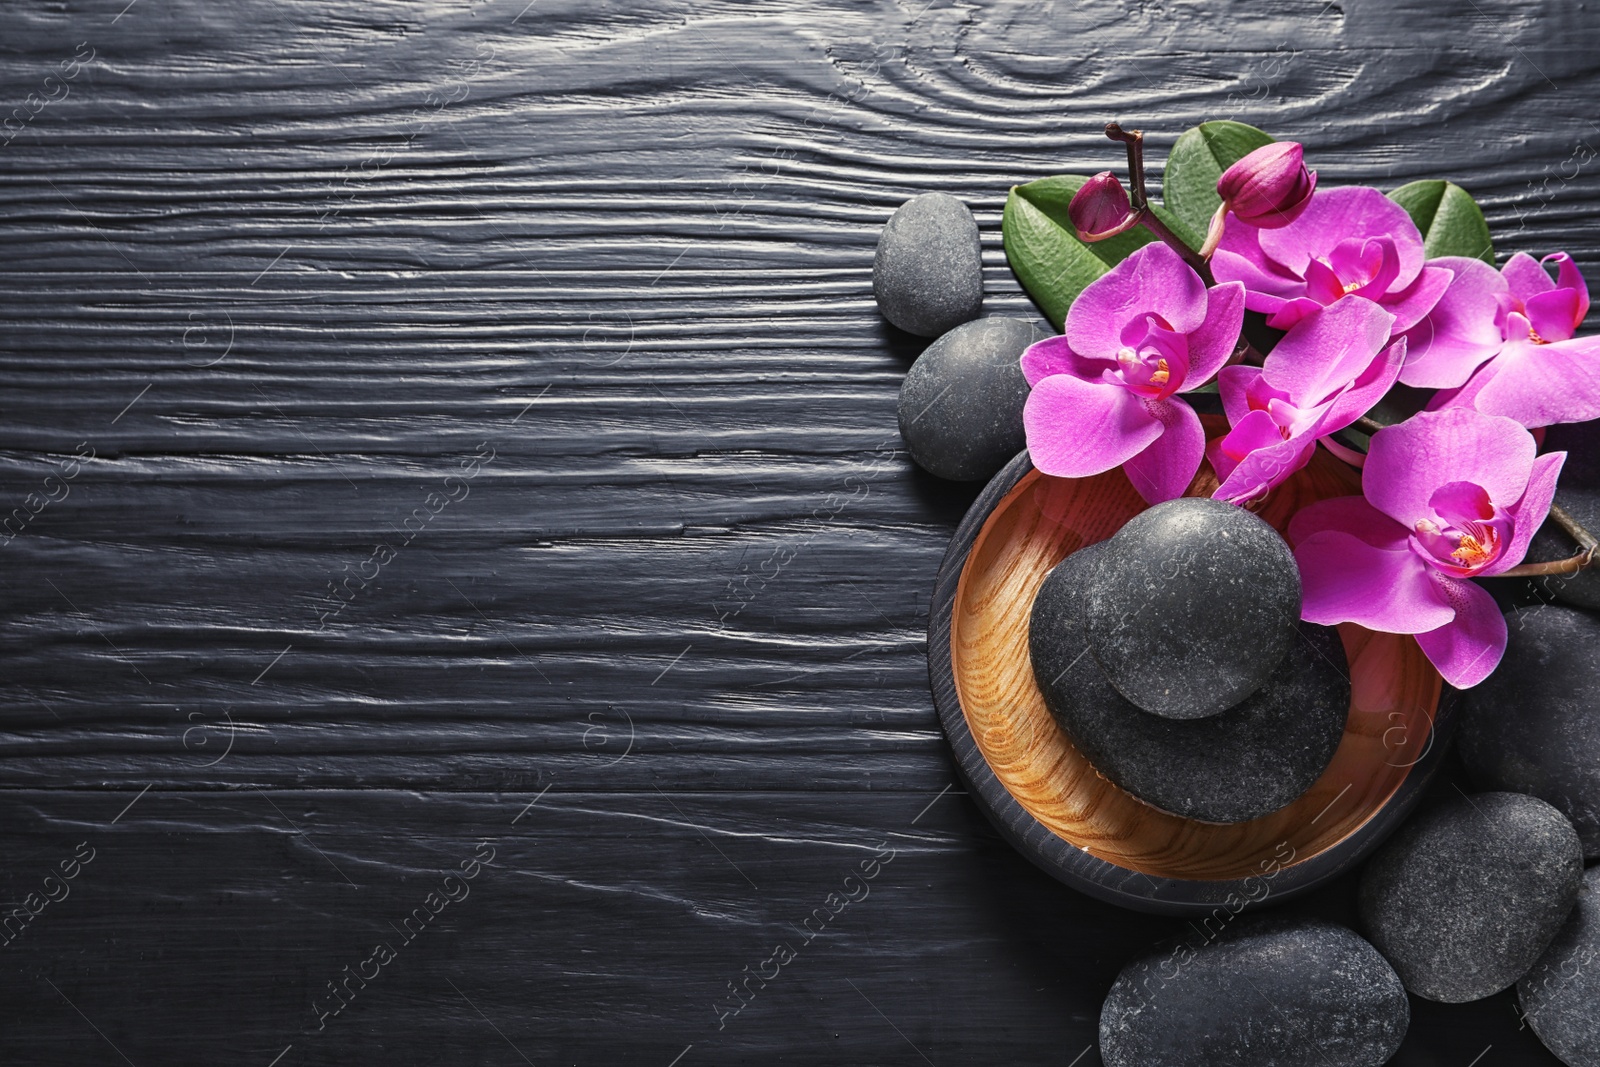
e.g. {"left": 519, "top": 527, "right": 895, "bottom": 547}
{"left": 927, "top": 421, "right": 1457, "bottom": 915}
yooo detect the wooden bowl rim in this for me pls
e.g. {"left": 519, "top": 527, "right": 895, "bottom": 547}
{"left": 926, "top": 449, "right": 1458, "bottom": 916}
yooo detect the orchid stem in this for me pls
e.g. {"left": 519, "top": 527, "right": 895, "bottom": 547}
{"left": 1549, "top": 502, "right": 1600, "bottom": 553}
{"left": 1105, "top": 122, "right": 1217, "bottom": 285}
{"left": 1498, "top": 546, "right": 1596, "bottom": 578}
{"left": 1105, "top": 122, "right": 1148, "bottom": 210}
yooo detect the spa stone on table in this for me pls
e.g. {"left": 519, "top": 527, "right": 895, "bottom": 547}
{"left": 1358, "top": 791, "right": 1584, "bottom": 1003}
{"left": 897, "top": 317, "right": 1041, "bottom": 481}
{"left": 872, "top": 192, "right": 983, "bottom": 337}
{"left": 1082, "top": 497, "right": 1302, "bottom": 719}
{"left": 1459, "top": 605, "right": 1600, "bottom": 859}
{"left": 1519, "top": 866, "right": 1600, "bottom": 1067}
{"left": 1030, "top": 543, "right": 1347, "bottom": 824}
{"left": 1098, "top": 918, "right": 1408, "bottom": 1067}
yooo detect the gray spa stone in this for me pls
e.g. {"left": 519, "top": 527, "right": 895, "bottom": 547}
{"left": 1099, "top": 918, "right": 1409, "bottom": 1067}
{"left": 1459, "top": 604, "right": 1600, "bottom": 859}
{"left": 1357, "top": 791, "right": 1584, "bottom": 1003}
{"left": 1030, "top": 542, "right": 1347, "bottom": 824}
{"left": 896, "top": 316, "right": 1040, "bottom": 482}
{"left": 1082, "top": 497, "right": 1302, "bottom": 719}
{"left": 872, "top": 192, "right": 983, "bottom": 337}
{"left": 1518, "top": 866, "right": 1600, "bottom": 1067}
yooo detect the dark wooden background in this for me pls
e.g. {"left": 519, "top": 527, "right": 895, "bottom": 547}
{"left": 2, "top": 0, "right": 1595, "bottom": 1063}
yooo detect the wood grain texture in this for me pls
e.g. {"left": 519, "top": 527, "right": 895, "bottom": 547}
{"left": 945, "top": 431, "right": 1447, "bottom": 886}
{"left": 0, "top": 0, "right": 1591, "bottom": 1062}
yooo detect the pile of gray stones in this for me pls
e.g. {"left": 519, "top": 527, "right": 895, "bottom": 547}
{"left": 876, "top": 191, "right": 1600, "bottom": 1067}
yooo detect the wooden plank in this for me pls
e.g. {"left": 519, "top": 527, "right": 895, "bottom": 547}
{"left": 0, "top": 0, "right": 1592, "bottom": 1060}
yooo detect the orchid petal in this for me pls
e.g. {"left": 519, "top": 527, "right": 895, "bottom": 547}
{"left": 1547, "top": 252, "right": 1590, "bottom": 323}
{"left": 1398, "top": 257, "right": 1508, "bottom": 388}
{"left": 1301, "top": 256, "right": 1347, "bottom": 305}
{"left": 1365, "top": 408, "right": 1537, "bottom": 529}
{"left": 1022, "top": 374, "right": 1161, "bottom": 478}
{"left": 1261, "top": 296, "right": 1395, "bottom": 406}
{"left": 1211, "top": 430, "right": 1316, "bottom": 505}
{"left": 1428, "top": 480, "right": 1494, "bottom": 521}
{"left": 1181, "top": 281, "right": 1246, "bottom": 389}
{"left": 1525, "top": 287, "right": 1583, "bottom": 343}
{"left": 1210, "top": 240, "right": 1305, "bottom": 302}
{"left": 1321, "top": 338, "right": 1407, "bottom": 431}
{"left": 1469, "top": 335, "right": 1600, "bottom": 428}
{"left": 1216, "top": 365, "right": 1263, "bottom": 426}
{"left": 1021, "top": 335, "right": 1082, "bottom": 387}
{"left": 1502, "top": 251, "right": 1555, "bottom": 305}
{"left": 1382, "top": 263, "right": 1454, "bottom": 333}
{"left": 1066, "top": 243, "right": 1209, "bottom": 357}
{"left": 1481, "top": 450, "right": 1565, "bottom": 575}
{"left": 1294, "top": 529, "right": 1455, "bottom": 633}
{"left": 1414, "top": 575, "right": 1508, "bottom": 688}
{"left": 1289, "top": 495, "right": 1411, "bottom": 550}
{"left": 1261, "top": 295, "right": 1329, "bottom": 332}
{"left": 1120, "top": 397, "right": 1204, "bottom": 504}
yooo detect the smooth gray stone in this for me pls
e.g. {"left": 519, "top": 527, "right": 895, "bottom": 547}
{"left": 872, "top": 192, "right": 983, "bottom": 337}
{"left": 896, "top": 317, "right": 1040, "bottom": 482}
{"left": 1099, "top": 918, "right": 1409, "bottom": 1067}
{"left": 1513, "top": 419, "right": 1600, "bottom": 609}
{"left": 1519, "top": 866, "right": 1600, "bottom": 1067}
{"left": 1459, "top": 605, "right": 1600, "bottom": 859}
{"left": 1358, "top": 791, "right": 1584, "bottom": 1003}
{"left": 1082, "top": 497, "right": 1302, "bottom": 719}
{"left": 1030, "top": 543, "right": 1348, "bottom": 824}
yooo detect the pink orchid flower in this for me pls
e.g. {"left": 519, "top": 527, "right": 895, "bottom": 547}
{"left": 1021, "top": 242, "right": 1245, "bottom": 503}
{"left": 1409, "top": 252, "right": 1600, "bottom": 428}
{"left": 1209, "top": 297, "right": 1406, "bottom": 505}
{"left": 1211, "top": 185, "right": 1453, "bottom": 334}
{"left": 1289, "top": 407, "right": 1564, "bottom": 688}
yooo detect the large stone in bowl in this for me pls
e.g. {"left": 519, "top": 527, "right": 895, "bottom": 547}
{"left": 1519, "top": 866, "right": 1600, "bottom": 1066}
{"left": 1030, "top": 542, "right": 1348, "bottom": 824}
{"left": 897, "top": 317, "right": 1041, "bottom": 482}
{"left": 1459, "top": 604, "right": 1600, "bottom": 859}
{"left": 872, "top": 192, "right": 983, "bottom": 337}
{"left": 1099, "top": 918, "right": 1409, "bottom": 1067}
{"left": 1358, "top": 791, "right": 1584, "bottom": 1002}
{"left": 1082, "top": 498, "right": 1302, "bottom": 719}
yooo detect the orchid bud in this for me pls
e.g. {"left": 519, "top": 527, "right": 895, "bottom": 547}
{"left": 1069, "top": 171, "right": 1140, "bottom": 242}
{"left": 1216, "top": 141, "right": 1317, "bottom": 228}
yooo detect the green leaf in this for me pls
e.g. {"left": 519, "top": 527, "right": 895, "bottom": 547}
{"left": 1161, "top": 120, "right": 1275, "bottom": 250}
{"left": 1001, "top": 175, "right": 1157, "bottom": 330}
{"left": 1388, "top": 180, "right": 1495, "bottom": 264}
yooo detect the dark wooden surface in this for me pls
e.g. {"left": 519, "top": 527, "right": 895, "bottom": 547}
{"left": 1, "top": 1, "right": 1593, "bottom": 1062}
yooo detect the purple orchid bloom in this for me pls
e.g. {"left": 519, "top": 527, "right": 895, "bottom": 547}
{"left": 1411, "top": 252, "right": 1600, "bottom": 428}
{"left": 1211, "top": 185, "right": 1453, "bottom": 334}
{"left": 1209, "top": 297, "right": 1406, "bottom": 505}
{"left": 1289, "top": 407, "right": 1564, "bottom": 688}
{"left": 1021, "top": 242, "right": 1245, "bottom": 503}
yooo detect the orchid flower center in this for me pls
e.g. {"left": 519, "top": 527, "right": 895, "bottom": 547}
{"left": 1304, "top": 236, "right": 1402, "bottom": 308}
{"left": 1116, "top": 346, "right": 1169, "bottom": 386}
{"left": 1408, "top": 481, "right": 1514, "bottom": 578}
{"left": 1107, "top": 314, "right": 1189, "bottom": 399}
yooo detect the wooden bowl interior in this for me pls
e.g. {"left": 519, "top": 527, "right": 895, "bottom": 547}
{"left": 950, "top": 430, "right": 1443, "bottom": 881}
